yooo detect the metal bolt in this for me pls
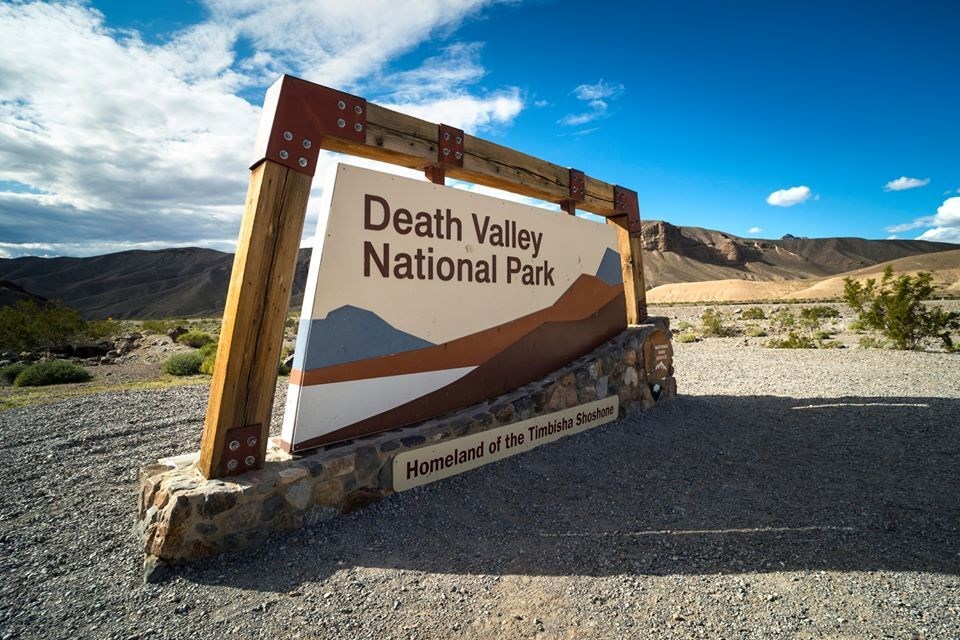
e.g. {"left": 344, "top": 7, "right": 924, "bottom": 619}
{"left": 456, "top": 136, "right": 462, "bottom": 144}
{"left": 442, "top": 148, "right": 450, "bottom": 156}
{"left": 283, "top": 131, "right": 293, "bottom": 141}
{"left": 302, "top": 139, "right": 312, "bottom": 149}
{"left": 337, "top": 118, "right": 346, "bottom": 128}
{"left": 354, "top": 123, "right": 363, "bottom": 132}
{"left": 245, "top": 455, "right": 256, "bottom": 466}
{"left": 226, "top": 459, "right": 238, "bottom": 470}
{"left": 228, "top": 440, "right": 240, "bottom": 451}
{"left": 279, "top": 149, "right": 289, "bottom": 160}
{"left": 246, "top": 436, "right": 258, "bottom": 447}
{"left": 443, "top": 132, "right": 450, "bottom": 141}
{"left": 298, "top": 157, "right": 308, "bottom": 167}
{"left": 337, "top": 100, "right": 346, "bottom": 110}
{"left": 354, "top": 105, "right": 363, "bottom": 114}
{"left": 455, "top": 151, "right": 462, "bottom": 160}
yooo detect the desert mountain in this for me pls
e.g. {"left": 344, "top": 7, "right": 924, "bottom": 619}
{"left": 0, "top": 221, "right": 954, "bottom": 318}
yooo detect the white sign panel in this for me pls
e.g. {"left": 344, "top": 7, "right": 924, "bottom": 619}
{"left": 281, "top": 164, "right": 625, "bottom": 452}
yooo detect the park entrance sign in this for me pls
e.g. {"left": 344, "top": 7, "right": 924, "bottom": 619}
{"left": 281, "top": 164, "right": 626, "bottom": 451}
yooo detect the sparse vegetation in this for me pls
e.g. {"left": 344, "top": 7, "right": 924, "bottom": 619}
{"left": 858, "top": 336, "right": 888, "bottom": 349}
{"left": 741, "top": 307, "right": 766, "bottom": 320}
{"left": 81, "top": 319, "right": 126, "bottom": 340}
{"left": 198, "top": 343, "right": 218, "bottom": 375}
{"left": 141, "top": 319, "right": 182, "bottom": 334}
{"left": 799, "top": 305, "right": 840, "bottom": 322}
{"left": 176, "top": 330, "right": 215, "bottom": 348}
{"left": 1, "top": 363, "right": 28, "bottom": 384}
{"left": 13, "top": 360, "right": 91, "bottom": 387}
{"left": 843, "top": 267, "right": 959, "bottom": 350}
{"left": 766, "top": 332, "right": 815, "bottom": 349}
{"left": 744, "top": 324, "right": 767, "bottom": 337}
{"left": 675, "top": 333, "right": 700, "bottom": 343}
{"left": 771, "top": 308, "right": 796, "bottom": 332}
{"left": 0, "top": 300, "right": 85, "bottom": 352}
{"left": 163, "top": 351, "right": 205, "bottom": 376}
{"left": 700, "top": 308, "right": 736, "bottom": 337}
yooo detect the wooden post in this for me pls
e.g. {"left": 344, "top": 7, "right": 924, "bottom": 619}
{"left": 198, "top": 160, "right": 312, "bottom": 478}
{"left": 607, "top": 216, "right": 648, "bottom": 325}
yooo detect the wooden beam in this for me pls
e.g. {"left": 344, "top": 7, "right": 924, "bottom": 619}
{"left": 198, "top": 160, "right": 312, "bottom": 478}
{"left": 607, "top": 216, "right": 648, "bottom": 324}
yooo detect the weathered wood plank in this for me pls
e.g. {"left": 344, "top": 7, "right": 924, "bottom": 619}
{"left": 607, "top": 216, "right": 648, "bottom": 324}
{"left": 199, "top": 160, "right": 312, "bottom": 478}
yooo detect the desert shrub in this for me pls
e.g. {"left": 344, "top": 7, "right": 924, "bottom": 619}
{"left": 741, "top": 307, "right": 766, "bottom": 320}
{"left": 82, "top": 319, "right": 126, "bottom": 340}
{"left": 766, "top": 332, "right": 816, "bottom": 349}
{"left": 176, "top": 330, "right": 215, "bottom": 348}
{"left": 673, "top": 320, "right": 693, "bottom": 332}
{"left": 141, "top": 319, "right": 181, "bottom": 334}
{"left": 198, "top": 343, "right": 218, "bottom": 375}
{"left": 844, "top": 267, "right": 960, "bottom": 350}
{"left": 1, "top": 363, "right": 28, "bottom": 384}
{"left": 163, "top": 351, "right": 204, "bottom": 376}
{"left": 800, "top": 305, "right": 840, "bottom": 322}
{"left": 675, "top": 333, "right": 699, "bottom": 343}
{"left": 0, "top": 300, "right": 84, "bottom": 352}
{"left": 771, "top": 309, "right": 796, "bottom": 333}
{"left": 700, "top": 308, "right": 736, "bottom": 337}
{"left": 858, "top": 336, "right": 887, "bottom": 349}
{"left": 744, "top": 324, "right": 767, "bottom": 337}
{"left": 13, "top": 360, "right": 91, "bottom": 387}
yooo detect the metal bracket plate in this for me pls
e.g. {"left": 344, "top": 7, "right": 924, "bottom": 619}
{"left": 251, "top": 75, "right": 366, "bottom": 177}
{"left": 614, "top": 185, "right": 642, "bottom": 237}
{"left": 220, "top": 424, "right": 263, "bottom": 477}
{"left": 437, "top": 124, "right": 464, "bottom": 167}
{"left": 569, "top": 168, "right": 585, "bottom": 202}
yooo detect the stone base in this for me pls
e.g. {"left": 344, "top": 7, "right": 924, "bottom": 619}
{"left": 138, "top": 320, "right": 676, "bottom": 564}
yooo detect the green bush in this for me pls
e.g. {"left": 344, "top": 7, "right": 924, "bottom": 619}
{"left": 859, "top": 336, "right": 887, "bottom": 349}
{"left": 766, "top": 332, "right": 816, "bottom": 349}
{"left": 13, "top": 360, "right": 91, "bottom": 387}
{"left": 844, "top": 267, "right": 960, "bottom": 350}
{"left": 82, "top": 319, "right": 125, "bottom": 340}
{"left": 176, "top": 330, "right": 215, "bottom": 348}
{"left": 741, "top": 307, "right": 766, "bottom": 320}
{"left": 675, "top": 333, "right": 700, "bottom": 343}
{"left": 163, "top": 351, "right": 204, "bottom": 376}
{"left": 744, "top": 324, "right": 767, "bottom": 337}
{"left": 198, "top": 343, "right": 218, "bottom": 375}
{"left": 141, "top": 319, "right": 181, "bottom": 334}
{"left": 673, "top": 320, "right": 693, "bottom": 332}
{"left": 771, "top": 309, "right": 796, "bottom": 333}
{"left": 0, "top": 300, "right": 85, "bottom": 352}
{"left": 1, "top": 363, "right": 28, "bottom": 384}
{"left": 800, "top": 305, "right": 840, "bottom": 322}
{"left": 700, "top": 308, "right": 736, "bottom": 337}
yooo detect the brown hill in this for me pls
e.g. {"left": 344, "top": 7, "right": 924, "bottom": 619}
{"left": 647, "top": 248, "right": 960, "bottom": 303}
{"left": 0, "top": 222, "right": 953, "bottom": 318}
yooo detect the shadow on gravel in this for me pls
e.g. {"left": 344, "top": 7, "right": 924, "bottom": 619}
{"left": 185, "top": 394, "right": 960, "bottom": 590}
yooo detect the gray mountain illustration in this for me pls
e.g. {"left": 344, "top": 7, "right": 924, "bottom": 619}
{"left": 595, "top": 247, "right": 623, "bottom": 286}
{"left": 294, "top": 305, "right": 435, "bottom": 370}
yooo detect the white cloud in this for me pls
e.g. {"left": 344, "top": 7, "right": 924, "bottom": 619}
{"left": 558, "top": 79, "right": 623, "bottom": 127}
{"left": 883, "top": 176, "right": 930, "bottom": 191}
{"left": 0, "top": 1, "right": 522, "bottom": 258}
{"left": 748, "top": 226, "right": 763, "bottom": 234}
{"left": 886, "top": 235, "right": 898, "bottom": 240}
{"left": 886, "top": 197, "right": 960, "bottom": 244}
{"left": 766, "top": 186, "right": 813, "bottom": 207}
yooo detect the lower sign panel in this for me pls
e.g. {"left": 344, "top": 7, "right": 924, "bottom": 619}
{"left": 392, "top": 396, "right": 619, "bottom": 492}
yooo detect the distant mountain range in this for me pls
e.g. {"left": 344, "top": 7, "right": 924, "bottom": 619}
{"left": 0, "top": 221, "right": 956, "bottom": 318}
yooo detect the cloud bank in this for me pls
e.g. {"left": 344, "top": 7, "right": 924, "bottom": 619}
{"left": 886, "top": 196, "right": 960, "bottom": 243}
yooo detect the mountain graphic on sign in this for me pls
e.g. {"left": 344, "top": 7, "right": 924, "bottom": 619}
{"left": 294, "top": 305, "right": 435, "bottom": 370}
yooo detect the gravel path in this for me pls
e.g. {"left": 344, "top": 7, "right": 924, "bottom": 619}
{"left": 1, "top": 339, "right": 959, "bottom": 639}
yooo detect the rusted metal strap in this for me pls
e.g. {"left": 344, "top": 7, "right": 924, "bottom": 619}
{"left": 614, "top": 185, "right": 641, "bottom": 237}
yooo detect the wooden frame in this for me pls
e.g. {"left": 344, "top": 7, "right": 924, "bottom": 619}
{"left": 198, "top": 74, "right": 647, "bottom": 479}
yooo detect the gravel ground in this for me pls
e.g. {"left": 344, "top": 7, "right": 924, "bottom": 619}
{"left": 1, "top": 329, "right": 959, "bottom": 639}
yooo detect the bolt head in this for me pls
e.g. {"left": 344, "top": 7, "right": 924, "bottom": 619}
{"left": 354, "top": 105, "right": 363, "bottom": 114}
{"left": 442, "top": 148, "right": 450, "bottom": 156}
{"left": 455, "top": 151, "right": 462, "bottom": 160}
{"left": 279, "top": 149, "right": 289, "bottom": 160}
{"left": 244, "top": 455, "right": 256, "bottom": 466}
{"left": 226, "top": 459, "right": 239, "bottom": 470}
{"left": 228, "top": 440, "right": 240, "bottom": 451}
{"left": 456, "top": 136, "right": 462, "bottom": 144}
{"left": 246, "top": 436, "right": 258, "bottom": 447}
{"left": 354, "top": 122, "right": 363, "bottom": 132}
{"left": 337, "top": 118, "right": 346, "bottom": 128}
{"left": 443, "top": 132, "right": 450, "bottom": 141}
{"left": 298, "top": 157, "right": 308, "bottom": 167}
{"left": 337, "top": 100, "right": 346, "bottom": 110}
{"left": 302, "top": 139, "right": 312, "bottom": 149}
{"left": 283, "top": 131, "right": 293, "bottom": 141}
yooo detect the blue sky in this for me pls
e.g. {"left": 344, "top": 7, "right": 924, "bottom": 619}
{"left": 0, "top": 0, "right": 957, "bottom": 258}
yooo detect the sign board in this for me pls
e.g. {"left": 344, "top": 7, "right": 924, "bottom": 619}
{"left": 393, "top": 396, "right": 619, "bottom": 491}
{"left": 644, "top": 330, "right": 672, "bottom": 381}
{"left": 280, "top": 164, "right": 626, "bottom": 452}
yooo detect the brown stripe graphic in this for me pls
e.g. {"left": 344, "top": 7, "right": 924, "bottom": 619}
{"left": 286, "top": 290, "right": 626, "bottom": 451}
{"left": 290, "top": 274, "right": 623, "bottom": 386}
